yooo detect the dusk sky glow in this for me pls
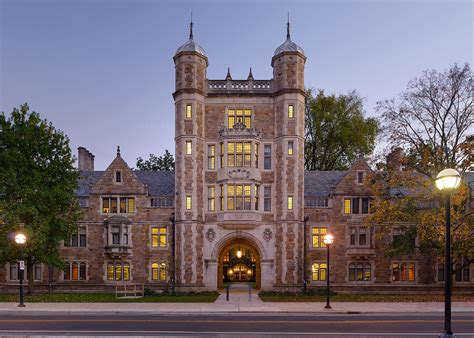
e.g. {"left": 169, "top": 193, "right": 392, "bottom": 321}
{"left": 1, "top": 0, "right": 472, "bottom": 169}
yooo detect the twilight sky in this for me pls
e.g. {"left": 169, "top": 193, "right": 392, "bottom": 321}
{"left": 0, "top": 0, "right": 472, "bottom": 170}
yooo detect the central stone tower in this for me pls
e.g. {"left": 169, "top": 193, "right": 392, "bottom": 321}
{"left": 173, "top": 20, "right": 306, "bottom": 291}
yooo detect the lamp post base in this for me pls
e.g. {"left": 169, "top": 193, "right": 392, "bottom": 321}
{"left": 324, "top": 304, "right": 332, "bottom": 309}
{"left": 439, "top": 332, "right": 455, "bottom": 338}
{"left": 18, "top": 303, "right": 25, "bottom": 308}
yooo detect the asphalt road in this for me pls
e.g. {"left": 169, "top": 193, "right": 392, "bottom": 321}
{"left": 0, "top": 312, "right": 472, "bottom": 337}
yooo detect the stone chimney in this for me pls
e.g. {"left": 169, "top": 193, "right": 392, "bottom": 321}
{"left": 386, "top": 147, "right": 404, "bottom": 172}
{"left": 78, "top": 147, "right": 95, "bottom": 171}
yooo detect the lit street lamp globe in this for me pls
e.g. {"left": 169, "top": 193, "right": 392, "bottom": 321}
{"left": 323, "top": 233, "right": 334, "bottom": 245}
{"left": 14, "top": 233, "right": 27, "bottom": 245}
{"left": 435, "top": 168, "right": 461, "bottom": 191}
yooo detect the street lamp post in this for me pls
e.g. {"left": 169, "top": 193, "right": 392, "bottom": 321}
{"left": 14, "top": 233, "right": 27, "bottom": 307}
{"left": 435, "top": 168, "right": 461, "bottom": 338}
{"left": 323, "top": 233, "right": 334, "bottom": 309}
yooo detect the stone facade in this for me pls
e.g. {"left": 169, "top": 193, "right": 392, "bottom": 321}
{"left": 1, "top": 25, "right": 473, "bottom": 293}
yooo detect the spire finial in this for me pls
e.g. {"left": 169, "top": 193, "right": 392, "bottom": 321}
{"left": 189, "top": 12, "right": 193, "bottom": 40}
{"left": 226, "top": 67, "right": 232, "bottom": 80}
{"left": 287, "top": 12, "right": 290, "bottom": 39}
{"left": 117, "top": 145, "right": 121, "bottom": 157}
{"left": 247, "top": 67, "right": 254, "bottom": 80}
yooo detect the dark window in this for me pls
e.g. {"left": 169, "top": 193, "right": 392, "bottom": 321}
{"left": 455, "top": 263, "right": 462, "bottom": 282}
{"left": 264, "top": 145, "right": 271, "bottom": 170}
{"left": 362, "top": 198, "right": 370, "bottom": 214}
{"left": 112, "top": 227, "right": 120, "bottom": 245}
{"left": 116, "top": 171, "right": 122, "bottom": 183}
{"left": 350, "top": 227, "right": 356, "bottom": 245}
{"left": 264, "top": 187, "right": 271, "bottom": 211}
{"left": 357, "top": 171, "right": 364, "bottom": 184}
{"left": 438, "top": 264, "right": 445, "bottom": 282}
{"left": 79, "top": 262, "right": 86, "bottom": 280}
{"left": 79, "top": 233, "right": 86, "bottom": 247}
{"left": 71, "top": 234, "right": 78, "bottom": 247}
{"left": 463, "top": 267, "right": 470, "bottom": 282}
{"left": 359, "top": 227, "right": 367, "bottom": 245}
{"left": 352, "top": 198, "right": 359, "bottom": 214}
{"left": 349, "top": 264, "right": 356, "bottom": 281}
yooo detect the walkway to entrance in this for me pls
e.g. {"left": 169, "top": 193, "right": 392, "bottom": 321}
{"left": 215, "top": 283, "right": 263, "bottom": 305}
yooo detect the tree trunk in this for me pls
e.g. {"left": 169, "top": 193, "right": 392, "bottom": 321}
{"left": 27, "top": 256, "right": 34, "bottom": 295}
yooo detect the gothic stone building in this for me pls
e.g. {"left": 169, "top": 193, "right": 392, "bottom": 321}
{"left": 1, "top": 25, "right": 473, "bottom": 293}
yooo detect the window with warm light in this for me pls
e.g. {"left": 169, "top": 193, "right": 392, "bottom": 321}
{"left": 288, "top": 104, "right": 294, "bottom": 118}
{"left": 348, "top": 262, "right": 371, "bottom": 282}
{"left": 151, "top": 227, "right": 167, "bottom": 248}
{"left": 288, "top": 141, "right": 294, "bottom": 155}
{"left": 392, "top": 262, "right": 416, "bottom": 282}
{"left": 312, "top": 227, "right": 327, "bottom": 248}
{"left": 102, "top": 197, "right": 135, "bottom": 214}
{"left": 64, "top": 262, "right": 87, "bottom": 281}
{"left": 186, "top": 141, "right": 192, "bottom": 155}
{"left": 107, "top": 262, "right": 130, "bottom": 281}
{"left": 208, "top": 186, "right": 215, "bottom": 211}
{"left": 228, "top": 109, "right": 251, "bottom": 128}
{"left": 186, "top": 104, "right": 192, "bottom": 118}
{"left": 208, "top": 145, "right": 215, "bottom": 170}
{"left": 312, "top": 263, "right": 327, "bottom": 281}
{"left": 287, "top": 196, "right": 293, "bottom": 210}
{"left": 186, "top": 196, "right": 192, "bottom": 210}
{"left": 151, "top": 262, "right": 167, "bottom": 281}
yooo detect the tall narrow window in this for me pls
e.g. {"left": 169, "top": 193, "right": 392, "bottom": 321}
{"left": 254, "top": 185, "right": 259, "bottom": 210}
{"left": 236, "top": 142, "right": 243, "bottom": 167}
{"left": 152, "top": 263, "right": 159, "bottom": 280}
{"left": 115, "top": 170, "right": 122, "bottom": 183}
{"left": 227, "top": 143, "right": 235, "bottom": 167}
{"left": 264, "top": 145, "right": 271, "bottom": 170}
{"left": 128, "top": 198, "right": 135, "bottom": 213}
{"left": 288, "top": 141, "right": 294, "bottom": 155}
{"left": 352, "top": 198, "right": 360, "bottom": 214}
{"left": 357, "top": 171, "right": 364, "bottom": 184}
{"left": 344, "top": 198, "right": 351, "bottom": 214}
{"left": 208, "top": 186, "right": 215, "bottom": 211}
{"left": 264, "top": 186, "right": 271, "bottom": 211}
{"left": 362, "top": 198, "right": 370, "bottom": 214}
{"left": 220, "top": 142, "right": 224, "bottom": 168}
{"left": 359, "top": 227, "right": 367, "bottom": 245}
{"left": 236, "top": 185, "right": 243, "bottom": 210}
{"left": 208, "top": 145, "right": 215, "bottom": 170}
{"left": 244, "top": 185, "right": 251, "bottom": 210}
{"left": 186, "top": 196, "right": 192, "bottom": 210}
{"left": 227, "top": 185, "right": 235, "bottom": 210}
{"left": 254, "top": 143, "right": 259, "bottom": 168}
{"left": 186, "top": 141, "right": 192, "bottom": 155}
{"left": 350, "top": 227, "right": 356, "bottom": 245}
{"left": 186, "top": 104, "right": 192, "bottom": 118}
{"left": 288, "top": 104, "right": 294, "bottom": 118}
{"left": 244, "top": 142, "right": 252, "bottom": 167}
{"left": 287, "top": 196, "right": 293, "bottom": 210}
{"left": 120, "top": 197, "right": 127, "bottom": 213}
{"left": 159, "top": 263, "right": 167, "bottom": 281}
{"left": 112, "top": 226, "right": 120, "bottom": 245}
{"left": 219, "top": 185, "right": 224, "bottom": 211}
{"left": 244, "top": 109, "right": 251, "bottom": 128}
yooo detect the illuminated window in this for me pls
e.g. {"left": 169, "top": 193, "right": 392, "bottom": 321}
{"left": 227, "top": 143, "right": 235, "bottom": 167}
{"left": 228, "top": 109, "right": 251, "bottom": 128}
{"left": 208, "top": 186, "right": 215, "bottom": 211}
{"left": 64, "top": 262, "right": 86, "bottom": 281}
{"left": 288, "top": 104, "right": 294, "bottom": 118}
{"left": 102, "top": 197, "right": 135, "bottom": 214}
{"left": 107, "top": 262, "right": 130, "bottom": 281}
{"left": 392, "top": 262, "right": 416, "bottom": 282}
{"left": 208, "top": 145, "right": 215, "bottom": 170}
{"left": 312, "top": 227, "right": 327, "bottom": 248}
{"left": 287, "top": 196, "right": 293, "bottom": 210}
{"left": 186, "top": 196, "right": 192, "bottom": 210}
{"left": 312, "top": 263, "right": 327, "bottom": 281}
{"left": 244, "top": 142, "right": 252, "bottom": 167}
{"left": 186, "top": 141, "right": 192, "bottom": 155}
{"left": 151, "top": 227, "right": 167, "bottom": 248}
{"left": 227, "top": 184, "right": 252, "bottom": 211}
{"left": 151, "top": 262, "right": 167, "bottom": 281}
{"left": 344, "top": 198, "right": 351, "bottom": 214}
{"left": 288, "top": 141, "right": 294, "bottom": 155}
{"left": 227, "top": 142, "right": 252, "bottom": 168}
{"left": 186, "top": 104, "right": 192, "bottom": 118}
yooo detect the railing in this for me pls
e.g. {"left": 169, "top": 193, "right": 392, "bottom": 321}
{"left": 208, "top": 79, "right": 272, "bottom": 92}
{"left": 115, "top": 283, "right": 144, "bottom": 299}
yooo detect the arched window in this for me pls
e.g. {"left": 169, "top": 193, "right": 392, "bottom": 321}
{"left": 400, "top": 263, "right": 407, "bottom": 281}
{"left": 348, "top": 263, "right": 356, "bottom": 281}
{"left": 312, "top": 263, "right": 327, "bottom": 281}
{"left": 151, "top": 263, "right": 159, "bottom": 281}
{"left": 364, "top": 263, "right": 372, "bottom": 281}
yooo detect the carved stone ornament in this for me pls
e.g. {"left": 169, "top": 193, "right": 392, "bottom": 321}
{"left": 206, "top": 228, "right": 216, "bottom": 242}
{"left": 263, "top": 228, "right": 272, "bottom": 242}
{"left": 228, "top": 168, "right": 251, "bottom": 179}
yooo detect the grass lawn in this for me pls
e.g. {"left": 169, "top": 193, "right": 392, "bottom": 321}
{"left": 0, "top": 291, "right": 219, "bottom": 303}
{"left": 258, "top": 291, "right": 474, "bottom": 302}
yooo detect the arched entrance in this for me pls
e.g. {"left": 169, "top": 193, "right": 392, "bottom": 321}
{"left": 217, "top": 239, "right": 261, "bottom": 289}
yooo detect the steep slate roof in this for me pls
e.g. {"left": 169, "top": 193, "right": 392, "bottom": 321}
{"left": 304, "top": 171, "right": 346, "bottom": 197}
{"left": 76, "top": 171, "right": 175, "bottom": 197}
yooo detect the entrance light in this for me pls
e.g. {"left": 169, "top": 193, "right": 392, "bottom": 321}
{"left": 237, "top": 248, "right": 242, "bottom": 258}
